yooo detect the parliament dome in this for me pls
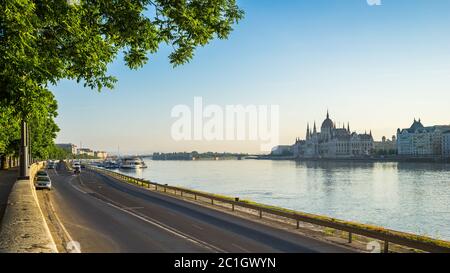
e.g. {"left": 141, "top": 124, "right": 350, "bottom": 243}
{"left": 321, "top": 111, "right": 333, "bottom": 130}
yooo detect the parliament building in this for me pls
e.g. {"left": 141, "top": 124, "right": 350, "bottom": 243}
{"left": 292, "top": 111, "right": 374, "bottom": 159}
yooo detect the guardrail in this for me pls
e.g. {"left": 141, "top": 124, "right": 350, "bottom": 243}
{"left": 88, "top": 165, "right": 450, "bottom": 253}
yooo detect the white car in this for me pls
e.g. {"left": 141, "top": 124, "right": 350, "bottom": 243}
{"left": 72, "top": 161, "right": 81, "bottom": 168}
{"left": 35, "top": 176, "right": 52, "bottom": 190}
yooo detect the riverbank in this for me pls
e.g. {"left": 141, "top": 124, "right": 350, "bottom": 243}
{"left": 256, "top": 155, "right": 450, "bottom": 164}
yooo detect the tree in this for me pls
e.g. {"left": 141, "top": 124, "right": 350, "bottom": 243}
{"left": 0, "top": 0, "right": 244, "bottom": 176}
{"left": 0, "top": 88, "right": 59, "bottom": 167}
{"left": 47, "top": 145, "right": 71, "bottom": 160}
{"left": 1, "top": 0, "right": 244, "bottom": 99}
{"left": 0, "top": 105, "right": 20, "bottom": 169}
{"left": 28, "top": 89, "right": 60, "bottom": 160}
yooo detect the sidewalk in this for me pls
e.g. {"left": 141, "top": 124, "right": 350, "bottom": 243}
{"left": 0, "top": 168, "right": 18, "bottom": 224}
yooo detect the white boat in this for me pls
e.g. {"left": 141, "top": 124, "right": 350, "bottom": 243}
{"left": 119, "top": 157, "right": 147, "bottom": 169}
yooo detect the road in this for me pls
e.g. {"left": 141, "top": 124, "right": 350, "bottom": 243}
{"left": 36, "top": 163, "right": 353, "bottom": 253}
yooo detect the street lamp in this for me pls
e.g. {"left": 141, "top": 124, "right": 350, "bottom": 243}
{"left": 18, "top": 120, "right": 29, "bottom": 179}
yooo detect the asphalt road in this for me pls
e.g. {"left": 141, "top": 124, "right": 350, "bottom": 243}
{"left": 37, "top": 163, "right": 353, "bottom": 253}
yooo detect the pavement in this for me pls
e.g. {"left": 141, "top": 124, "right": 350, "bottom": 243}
{"left": 0, "top": 164, "right": 57, "bottom": 253}
{"left": 37, "top": 162, "right": 354, "bottom": 253}
{"left": 0, "top": 168, "right": 18, "bottom": 224}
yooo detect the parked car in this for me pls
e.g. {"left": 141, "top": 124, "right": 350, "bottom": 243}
{"left": 74, "top": 165, "right": 81, "bottom": 175}
{"left": 36, "top": 170, "right": 49, "bottom": 178}
{"left": 47, "top": 162, "right": 55, "bottom": 169}
{"left": 35, "top": 176, "right": 52, "bottom": 190}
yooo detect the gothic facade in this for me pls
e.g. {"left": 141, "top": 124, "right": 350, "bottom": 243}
{"left": 292, "top": 111, "right": 374, "bottom": 159}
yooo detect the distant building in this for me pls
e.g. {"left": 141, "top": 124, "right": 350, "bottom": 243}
{"left": 95, "top": 151, "right": 108, "bottom": 159}
{"left": 271, "top": 145, "right": 293, "bottom": 156}
{"left": 77, "top": 148, "right": 95, "bottom": 157}
{"left": 292, "top": 111, "right": 374, "bottom": 159}
{"left": 443, "top": 131, "right": 450, "bottom": 158}
{"left": 153, "top": 152, "right": 194, "bottom": 160}
{"left": 397, "top": 119, "right": 450, "bottom": 157}
{"left": 56, "top": 143, "right": 77, "bottom": 155}
{"left": 374, "top": 136, "right": 397, "bottom": 154}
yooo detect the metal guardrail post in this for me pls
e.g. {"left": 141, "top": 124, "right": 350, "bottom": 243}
{"left": 348, "top": 232, "right": 353, "bottom": 243}
{"left": 296, "top": 220, "right": 300, "bottom": 229}
{"left": 259, "top": 209, "right": 262, "bottom": 218}
{"left": 232, "top": 204, "right": 234, "bottom": 211}
{"left": 384, "top": 241, "right": 389, "bottom": 253}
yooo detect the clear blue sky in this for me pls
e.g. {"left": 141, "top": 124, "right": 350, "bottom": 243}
{"left": 52, "top": 0, "right": 450, "bottom": 154}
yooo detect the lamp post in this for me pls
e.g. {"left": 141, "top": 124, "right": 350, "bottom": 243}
{"left": 18, "top": 120, "right": 29, "bottom": 179}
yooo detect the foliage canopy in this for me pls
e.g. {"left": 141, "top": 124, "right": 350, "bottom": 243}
{"left": 1, "top": 0, "right": 244, "bottom": 105}
{"left": 0, "top": 0, "right": 243, "bottom": 163}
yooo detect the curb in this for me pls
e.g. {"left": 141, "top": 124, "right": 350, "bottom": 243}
{"left": 0, "top": 163, "right": 58, "bottom": 253}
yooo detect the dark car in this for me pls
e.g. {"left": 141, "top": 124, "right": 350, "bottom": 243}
{"left": 74, "top": 166, "right": 81, "bottom": 175}
{"left": 37, "top": 170, "right": 48, "bottom": 177}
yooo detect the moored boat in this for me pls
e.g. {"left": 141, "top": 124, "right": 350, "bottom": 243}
{"left": 119, "top": 157, "right": 147, "bottom": 169}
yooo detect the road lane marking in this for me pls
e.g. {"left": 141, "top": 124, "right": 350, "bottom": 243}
{"left": 66, "top": 173, "right": 225, "bottom": 253}
{"left": 103, "top": 200, "right": 224, "bottom": 253}
{"left": 231, "top": 243, "right": 250, "bottom": 253}
{"left": 124, "top": 207, "right": 145, "bottom": 210}
{"left": 31, "top": 179, "right": 58, "bottom": 253}
{"left": 69, "top": 176, "right": 88, "bottom": 194}
{"left": 46, "top": 192, "right": 82, "bottom": 253}
{"left": 69, "top": 176, "right": 97, "bottom": 195}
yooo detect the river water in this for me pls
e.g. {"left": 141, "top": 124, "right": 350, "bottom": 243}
{"left": 115, "top": 159, "right": 450, "bottom": 240}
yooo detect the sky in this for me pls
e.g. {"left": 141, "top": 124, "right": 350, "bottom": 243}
{"left": 52, "top": 0, "right": 450, "bottom": 154}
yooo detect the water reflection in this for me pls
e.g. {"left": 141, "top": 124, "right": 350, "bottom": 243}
{"left": 117, "top": 168, "right": 144, "bottom": 179}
